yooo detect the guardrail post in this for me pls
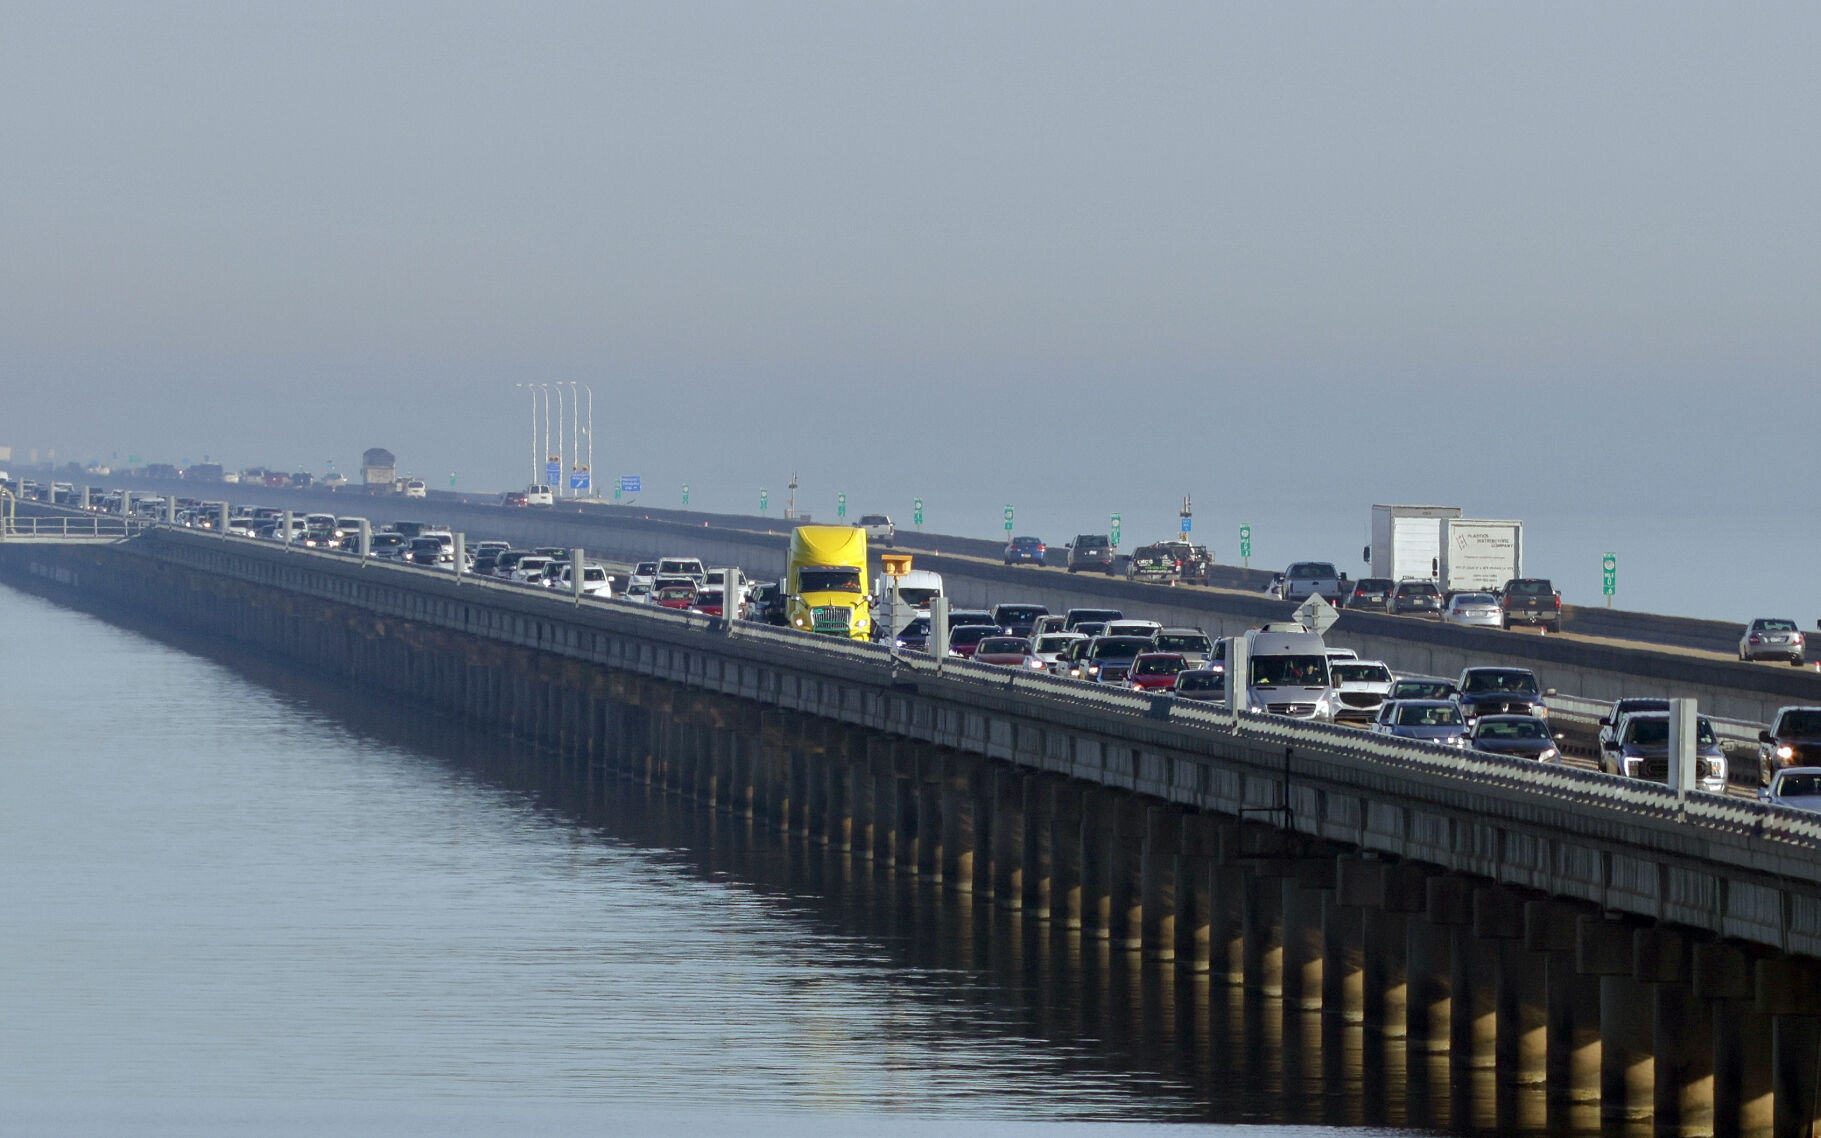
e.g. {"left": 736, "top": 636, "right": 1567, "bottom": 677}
{"left": 571, "top": 547, "right": 584, "bottom": 601}
{"left": 452, "top": 532, "right": 464, "bottom": 582}
{"left": 358, "top": 518, "right": 371, "bottom": 562}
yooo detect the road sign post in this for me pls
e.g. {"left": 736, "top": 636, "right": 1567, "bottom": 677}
{"left": 1003, "top": 504, "right": 1014, "bottom": 535}
{"left": 1110, "top": 513, "right": 1121, "bottom": 549}
{"left": 1603, "top": 552, "right": 1617, "bottom": 608}
{"left": 1240, "top": 524, "right": 1252, "bottom": 567}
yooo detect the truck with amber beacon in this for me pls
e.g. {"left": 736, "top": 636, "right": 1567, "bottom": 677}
{"left": 786, "top": 525, "right": 871, "bottom": 640}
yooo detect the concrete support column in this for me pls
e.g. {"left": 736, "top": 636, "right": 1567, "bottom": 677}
{"left": 1022, "top": 775, "right": 1056, "bottom": 919}
{"left": 1243, "top": 866, "right": 1284, "bottom": 997}
{"left": 1632, "top": 926, "right": 1712, "bottom": 1137}
{"left": 915, "top": 752, "right": 945, "bottom": 882}
{"left": 1698, "top": 941, "right": 1772, "bottom": 1138}
{"left": 1176, "top": 815, "right": 1220, "bottom": 974}
{"left": 862, "top": 737, "right": 895, "bottom": 863}
{"left": 1761, "top": 958, "right": 1821, "bottom": 1138}
{"left": 1212, "top": 862, "right": 1249, "bottom": 986}
{"left": 1581, "top": 913, "right": 1653, "bottom": 1126}
{"left": 1406, "top": 908, "right": 1454, "bottom": 1055}
{"left": 1474, "top": 887, "right": 1545, "bottom": 1095}
{"left": 1108, "top": 797, "right": 1145, "bottom": 952}
{"left": 1281, "top": 862, "right": 1332, "bottom": 1012}
{"left": 990, "top": 768, "right": 1026, "bottom": 910}
{"left": 1322, "top": 890, "right": 1364, "bottom": 1023}
{"left": 938, "top": 756, "right": 978, "bottom": 892}
{"left": 823, "top": 745, "right": 853, "bottom": 853}
{"left": 1140, "top": 804, "right": 1180, "bottom": 961}
{"left": 1078, "top": 788, "right": 1114, "bottom": 940}
{"left": 1051, "top": 782, "right": 1086, "bottom": 930}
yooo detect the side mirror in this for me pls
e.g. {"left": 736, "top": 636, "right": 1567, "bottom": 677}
{"left": 1363, "top": 545, "right": 1371, "bottom": 563}
{"left": 1598, "top": 717, "right": 1612, "bottom": 727}
{"left": 1602, "top": 741, "right": 1619, "bottom": 751}
{"left": 1554, "top": 733, "right": 1567, "bottom": 742}
{"left": 1760, "top": 730, "right": 1776, "bottom": 744}
{"left": 1544, "top": 688, "right": 1557, "bottom": 697}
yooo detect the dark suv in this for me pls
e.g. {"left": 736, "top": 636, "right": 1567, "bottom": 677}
{"left": 1759, "top": 706, "right": 1821, "bottom": 785}
{"left": 1345, "top": 577, "right": 1396, "bottom": 612}
{"left": 1391, "top": 579, "right": 1443, "bottom": 616}
{"left": 1067, "top": 534, "right": 1115, "bottom": 574}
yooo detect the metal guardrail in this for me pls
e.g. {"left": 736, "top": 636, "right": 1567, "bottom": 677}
{"left": 0, "top": 514, "right": 150, "bottom": 541}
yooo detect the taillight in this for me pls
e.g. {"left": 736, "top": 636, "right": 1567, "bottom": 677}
{"left": 1750, "top": 634, "right": 1763, "bottom": 644}
{"left": 1554, "top": 595, "right": 1562, "bottom": 610}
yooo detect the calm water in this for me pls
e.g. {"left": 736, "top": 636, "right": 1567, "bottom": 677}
{"left": 0, "top": 583, "right": 1421, "bottom": 1137}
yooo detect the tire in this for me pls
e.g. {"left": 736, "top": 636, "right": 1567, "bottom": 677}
{"left": 1547, "top": 621, "right": 1562, "bottom": 635}
{"left": 1794, "top": 656, "right": 1807, "bottom": 668}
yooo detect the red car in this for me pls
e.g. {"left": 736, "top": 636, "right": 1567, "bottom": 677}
{"left": 946, "top": 624, "right": 1000, "bottom": 659}
{"left": 653, "top": 583, "right": 698, "bottom": 611}
{"left": 500, "top": 490, "right": 530, "bottom": 507}
{"left": 1128, "top": 652, "right": 1189, "bottom": 692}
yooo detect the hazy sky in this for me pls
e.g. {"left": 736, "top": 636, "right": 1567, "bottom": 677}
{"left": 4, "top": 3, "right": 1817, "bottom": 617}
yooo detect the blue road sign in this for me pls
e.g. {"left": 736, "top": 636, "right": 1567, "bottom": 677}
{"left": 620, "top": 475, "right": 641, "bottom": 493}
{"left": 1180, "top": 516, "right": 1191, "bottom": 533}
{"left": 570, "top": 471, "right": 590, "bottom": 492}
{"left": 544, "top": 460, "right": 561, "bottom": 486}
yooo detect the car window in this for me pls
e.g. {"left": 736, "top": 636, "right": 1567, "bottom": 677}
{"left": 1783, "top": 711, "right": 1821, "bottom": 736}
{"left": 1759, "top": 619, "right": 1799, "bottom": 632}
{"left": 1478, "top": 719, "right": 1546, "bottom": 739}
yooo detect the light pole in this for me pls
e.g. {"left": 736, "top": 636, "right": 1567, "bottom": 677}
{"left": 580, "top": 382, "right": 594, "bottom": 498}
{"left": 513, "top": 383, "right": 537, "bottom": 487}
{"left": 567, "top": 381, "right": 579, "bottom": 499}
{"left": 535, "top": 383, "right": 552, "bottom": 489}
{"left": 553, "top": 383, "right": 567, "bottom": 498}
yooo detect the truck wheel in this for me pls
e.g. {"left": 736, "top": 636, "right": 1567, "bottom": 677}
{"left": 1547, "top": 621, "right": 1562, "bottom": 635}
{"left": 1794, "top": 656, "right": 1808, "bottom": 667}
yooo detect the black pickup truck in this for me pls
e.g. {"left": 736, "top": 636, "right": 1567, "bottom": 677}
{"left": 1499, "top": 578, "right": 1562, "bottom": 633}
{"left": 1126, "top": 543, "right": 1182, "bottom": 585}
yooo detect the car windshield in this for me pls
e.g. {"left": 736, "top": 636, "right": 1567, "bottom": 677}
{"left": 1155, "top": 633, "right": 1211, "bottom": 654}
{"left": 1356, "top": 579, "right": 1393, "bottom": 592}
{"left": 1506, "top": 580, "right": 1550, "bottom": 596}
{"left": 1398, "top": 582, "right": 1438, "bottom": 595}
{"left": 1076, "top": 536, "right": 1109, "bottom": 546}
{"left": 799, "top": 569, "right": 862, "bottom": 593}
{"left": 1035, "top": 636, "right": 1077, "bottom": 653}
{"left": 1090, "top": 640, "right": 1147, "bottom": 661}
{"left": 1398, "top": 704, "right": 1463, "bottom": 727}
{"left": 859, "top": 516, "right": 887, "bottom": 525}
{"left": 1463, "top": 670, "right": 1540, "bottom": 695}
{"left": 1133, "top": 655, "right": 1186, "bottom": 675}
{"left": 1627, "top": 718, "right": 1718, "bottom": 746}
{"left": 898, "top": 588, "right": 940, "bottom": 607}
{"left": 1389, "top": 680, "right": 1454, "bottom": 700}
{"left": 950, "top": 626, "right": 995, "bottom": 646}
{"left": 1177, "top": 672, "right": 1221, "bottom": 691}
{"left": 977, "top": 638, "right": 1029, "bottom": 655}
{"left": 1783, "top": 711, "right": 1821, "bottom": 736}
{"left": 1332, "top": 663, "right": 1392, "bottom": 684}
{"left": 1251, "top": 655, "right": 1329, "bottom": 687}
{"left": 635, "top": 563, "right": 657, "bottom": 575}
{"left": 996, "top": 606, "right": 1045, "bottom": 621}
{"left": 1478, "top": 719, "right": 1547, "bottom": 740}
{"left": 1289, "top": 563, "right": 1337, "bottom": 578}
{"left": 1455, "top": 593, "right": 1497, "bottom": 606}
{"left": 656, "top": 587, "right": 694, "bottom": 601}
{"left": 1758, "top": 619, "right": 1799, "bottom": 632}
{"left": 1778, "top": 774, "right": 1821, "bottom": 797}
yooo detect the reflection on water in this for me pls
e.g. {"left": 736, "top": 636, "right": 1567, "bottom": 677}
{"left": 0, "top": 583, "right": 1428, "bottom": 1137}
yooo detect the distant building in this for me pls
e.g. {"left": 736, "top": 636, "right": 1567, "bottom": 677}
{"left": 361, "top": 448, "right": 396, "bottom": 488}
{"left": 189, "top": 463, "right": 225, "bottom": 482}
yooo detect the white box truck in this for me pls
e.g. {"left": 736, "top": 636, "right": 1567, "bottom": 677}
{"left": 1368, "top": 505, "right": 1460, "bottom": 582}
{"left": 1438, "top": 518, "right": 1523, "bottom": 595}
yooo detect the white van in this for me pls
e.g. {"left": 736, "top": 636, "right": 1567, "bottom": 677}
{"left": 1234, "top": 627, "right": 1338, "bottom": 721}
{"left": 525, "top": 484, "right": 555, "bottom": 507}
{"left": 873, "top": 568, "right": 943, "bottom": 638}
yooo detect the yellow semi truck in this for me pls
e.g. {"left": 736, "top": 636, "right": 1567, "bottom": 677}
{"left": 786, "top": 524, "right": 871, "bottom": 640}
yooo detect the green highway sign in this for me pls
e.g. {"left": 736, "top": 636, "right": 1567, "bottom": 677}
{"left": 913, "top": 497, "right": 924, "bottom": 527}
{"left": 1003, "top": 504, "right": 1014, "bottom": 533}
{"left": 1240, "top": 524, "right": 1252, "bottom": 563}
{"left": 837, "top": 493, "right": 846, "bottom": 519}
{"left": 682, "top": 483, "right": 690, "bottom": 506}
{"left": 1110, "top": 513, "right": 1122, "bottom": 548}
{"left": 760, "top": 488, "right": 768, "bottom": 512}
{"left": 1602, "top": 552, "right": 1617, "bottom": 597}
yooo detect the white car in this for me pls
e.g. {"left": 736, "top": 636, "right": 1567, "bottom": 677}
{"left": 1330, "top": 659, "right": 1395, "bottom": 724}
{"left": 1444, "top": 592, "right": 1504, "bottom": 628}
{"left": 1104, "top": 619, "right": 1162, "bottom": 640}
{"left": 1761, "top": 767, "right": 1821, "bottom": 813}
{"left": 403, "top": 478, "right": 427, "bottom": 499}
{"left": 550, "top": 563, "right": 613, "bottom": 597}
{"left": 656, "top": 556, "right": 707, "bottom": 583}
{"left": 628, "top": 561, "right": 658, "bottom": 592}
{"left": 1031, "top": 632, "right": 1087, "bottom": 674}
{"left": 511, "top": 556, "right": 554, "bottom": 584}
{"left": 858, "top": 513, "right": 894, "bottom": 547}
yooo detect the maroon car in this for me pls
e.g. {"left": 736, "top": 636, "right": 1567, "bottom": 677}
{"left": 946, "top": 624, "right": 1000, "bottom": 659}
{"left": 973, "top": 635, "right": 1037, "bottom": 668}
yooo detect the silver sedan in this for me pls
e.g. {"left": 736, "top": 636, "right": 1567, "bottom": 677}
{"left": 1739, "top": 618, "right": 1805, "bottom": 665}
{"left": 1443, "top": 592, "right": 1503, "bottom": 629}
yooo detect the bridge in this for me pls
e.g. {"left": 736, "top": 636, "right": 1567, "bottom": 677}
{"left": 5, "top": 518, "right": 1821, "bottom": 1135}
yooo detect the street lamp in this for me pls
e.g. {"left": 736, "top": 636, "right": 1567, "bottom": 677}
{"left": 579, "top": 382, "right": 594, "bottom": 498}
{"left": 567, "top": 380, "right": 579, "bottom": 499}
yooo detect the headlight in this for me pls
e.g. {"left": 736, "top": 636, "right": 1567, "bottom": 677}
{"left": 1539, "top": 747, "right": 1558, "bottom": 762}
{"left": 1624, "top": 757, "right": 1641, "bottom": 775}
{"left": 793, "top": 617, "right": 806, "bottom": 627}
{"left": 1086, "top": 665, "right": 1100, "bottom": 676}
{"left": 1778, "top": 745, "right": 1796, "bottom": 761}
{"left": 1444, "top": 736, "right": 1462, "bottom": 746}
{"left": 1535, "top": 705, "right": 1549, "bottom": 718}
